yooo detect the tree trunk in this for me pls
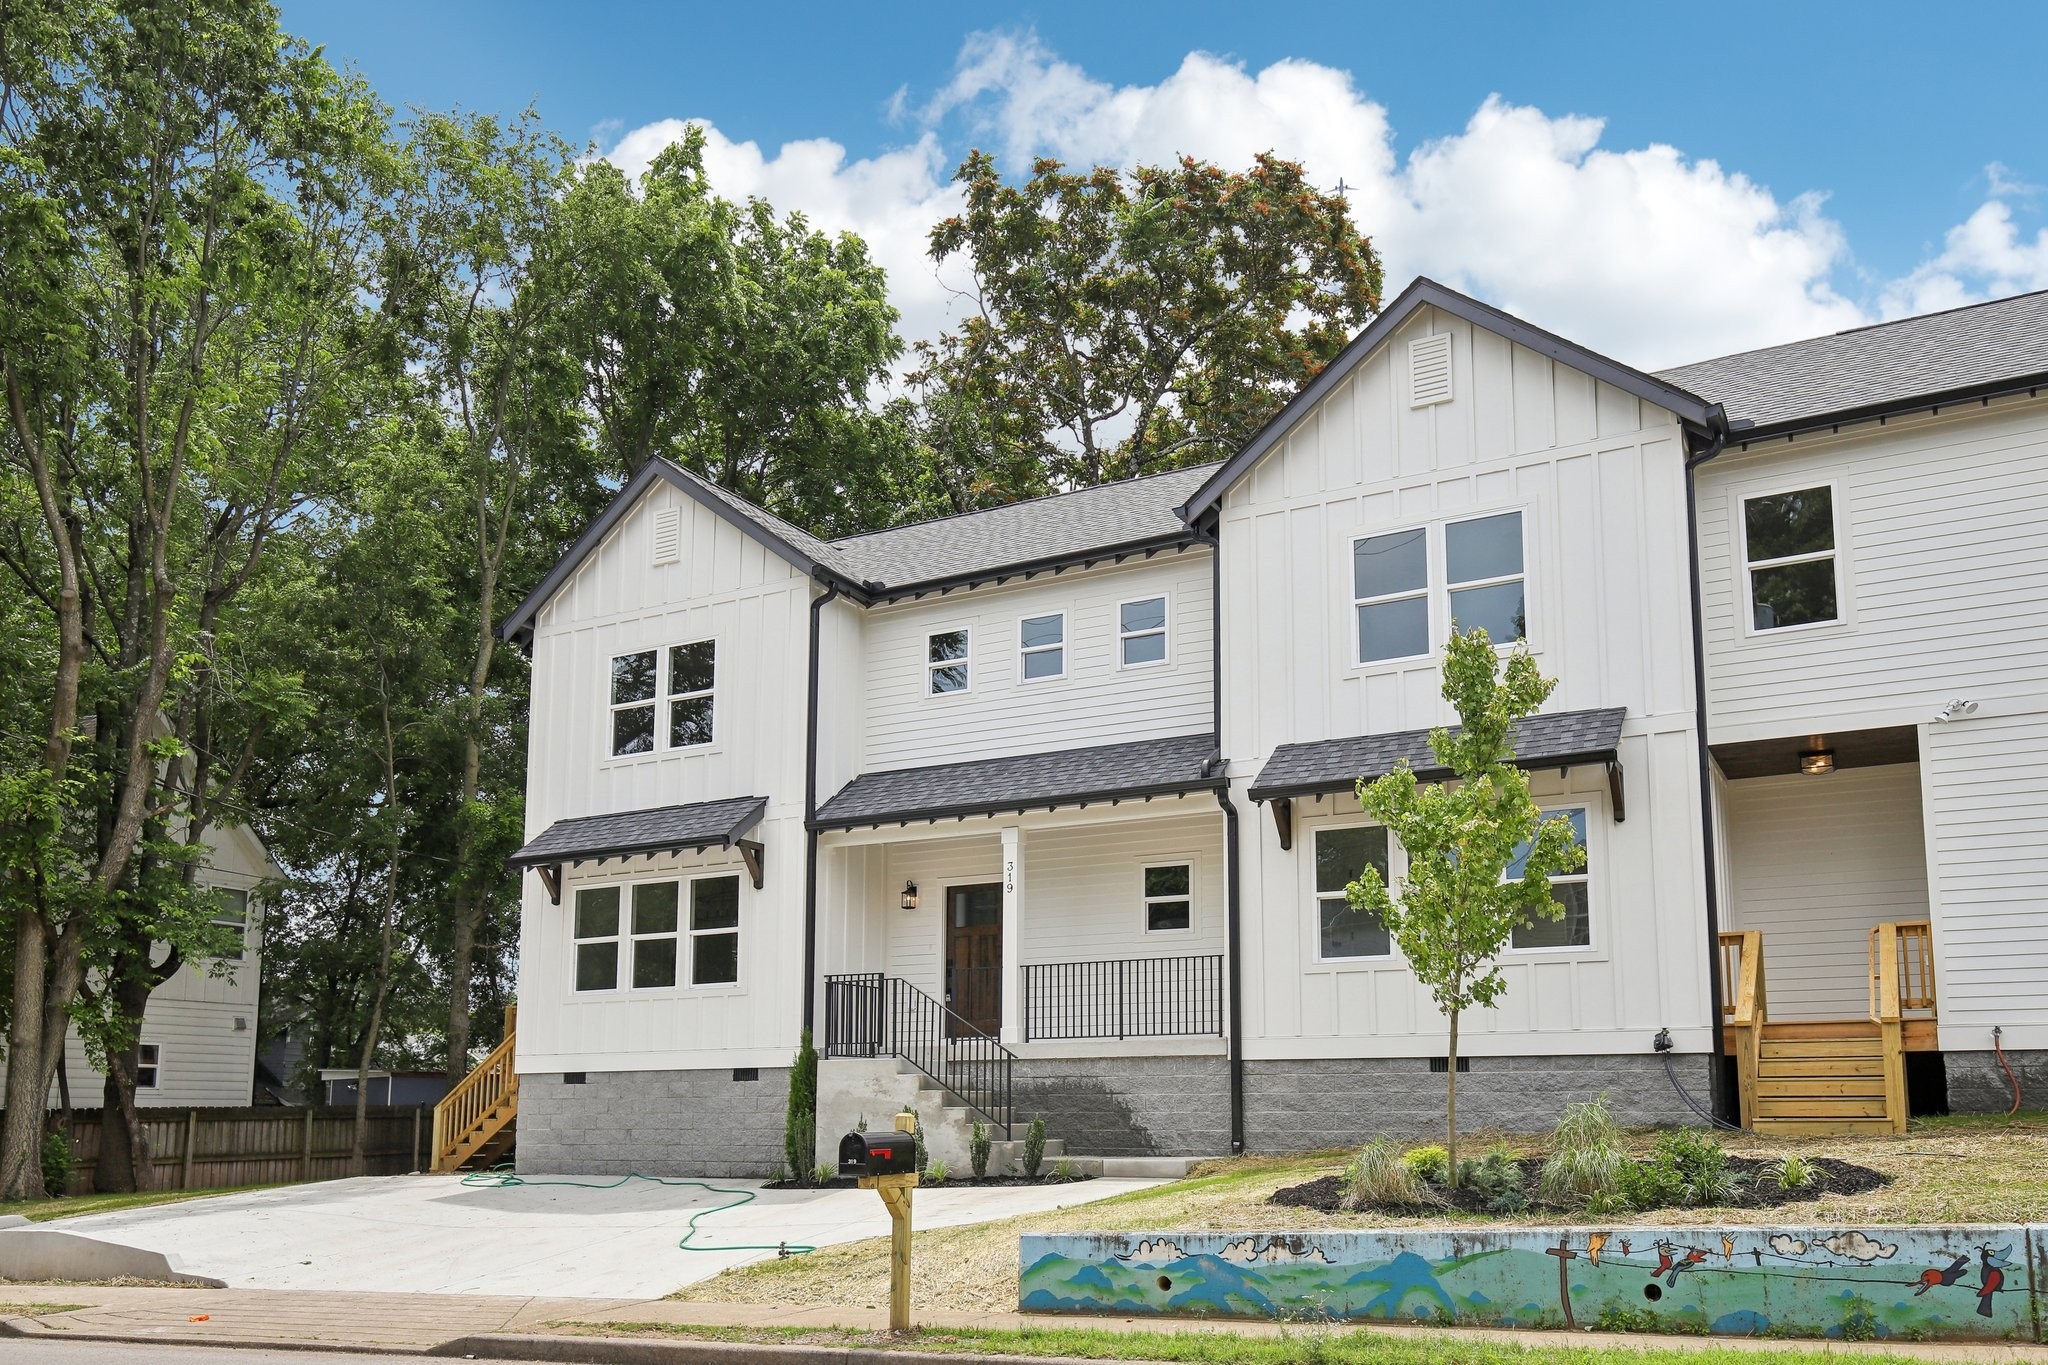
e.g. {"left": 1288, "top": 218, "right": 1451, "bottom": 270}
{"left": 1445, "top": 1008, "right": 1461, "bottom": 1190}
{"left": 1, "top": 910, "right": 52, "bottom": 1200}
{"left": 94, "top": 970, "right": 158, "bottom": 1193}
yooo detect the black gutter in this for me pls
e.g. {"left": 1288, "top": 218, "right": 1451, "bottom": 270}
{"left": 810, "top": 775, "right": 1225, "bottom": 834}
{"left": 1683, "top": 403, "right": 1733, "bottom": 1123}
{"left": 1721, "top": 372, "right": 2048, "bottom": 448}
{"left": 802, "top": 576, "right": 845, "bottom": 1037}
{"left": 863, "top": 531, "right": 1197, "bottom": 606}
{"left": 1193, "top": 518, "right": 1246, "bottom": 1156}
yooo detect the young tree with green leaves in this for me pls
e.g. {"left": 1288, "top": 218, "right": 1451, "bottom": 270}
{"left": 1345, "top": 628, "right": 1585, "bottom": 1186}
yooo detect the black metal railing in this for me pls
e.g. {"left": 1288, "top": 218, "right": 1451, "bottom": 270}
{"left": 1022, "top": 954, "right": 1225, "bottom": 1042}
{"left": 822, "top": 973, "right": 1013, "bottom": 1137}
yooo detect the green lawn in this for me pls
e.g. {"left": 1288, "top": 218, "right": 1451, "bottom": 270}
{"left": 0, "top": 1182, "right": 291, "bottom": 1224}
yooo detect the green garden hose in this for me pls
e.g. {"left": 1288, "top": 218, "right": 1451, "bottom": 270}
{"left": 460, "top": 1166, "right": 816, "bottom": 1257}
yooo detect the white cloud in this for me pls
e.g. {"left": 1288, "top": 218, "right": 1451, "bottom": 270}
{"left": 596, "top": 30, "right": 2043, "bottom": 375}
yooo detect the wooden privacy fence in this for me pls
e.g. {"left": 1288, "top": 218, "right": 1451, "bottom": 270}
{"left": 20, "top": 1105, "right": 430, "bottom": 1195}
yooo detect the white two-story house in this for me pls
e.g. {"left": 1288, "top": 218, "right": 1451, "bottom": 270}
{"left": 493, "top": 280, "right": 2048, "bottom": 1176}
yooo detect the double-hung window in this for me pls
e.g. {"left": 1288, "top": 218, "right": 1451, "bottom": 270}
{"left": 574, "top": 874, "right": 743, "bottom": 991}
{"left": 573, "top": 886, "right": 623, "bottom": 991}
{"left": 136, "top": 1043, "right": 161, "bottom": 1089}
{"left": 1119, "top": 596, "right": 1168, "bottom": 667}
{"left": 1445, "top": 512, "right": 1525, "bottom": 642}
{"left": 688, "top": 874, "right": 741, "bottom": 985}
{"left": 1352, "top": 511, "right": 1526, "bottom": 663}
{"left": 210, "top": 888, "right": 250, "bottom": 962}
{"left": 1314, "top": 826, "right": 1392, "bottom": 959}
{"left": 1019, "top": 613, "right": 1065, "bottom": 681}
{"left": 927, "top": 629, "right": 970, "bottom": 695}
{"left": 1142, "top": 863, "right": 1192, "bottom": 933}
{"left": 630, "top": 883, "right": 680, "bottom": 988}
{"left": 609, "top": 641, "right": 717, "bottom": 756}
{"left": 1353, "top": 528, "right": 1429, "bottom": 662}
{"left": 1508, "top": 808, "right": 1591, "bottom": 950}
{"left": 1743, "top": 486, "right": 1838, "bottom": 630}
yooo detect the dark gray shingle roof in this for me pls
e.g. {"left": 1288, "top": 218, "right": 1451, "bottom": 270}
{"left": 1656, "top": 290, "right": 2048, "bottom": 432}
{"left": 509, "top": 795, "right": 767, "bottom": 868}
{"left": 813, "top": 733, "right": 1220, "bottom": 830}
{"left": 1248, "top": 708, "right": 1627, "bottom": 801}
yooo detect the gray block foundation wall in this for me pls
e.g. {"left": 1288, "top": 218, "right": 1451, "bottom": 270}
{"left": 1243, "top": 1052, "right": 1717, "bottom": 1151}
{"left": 516, "top": 1067, "right": 790, "bottom": 1177}
{"left": 1944, "top": 1049, "right": 2046, "bottom": 1115}
{"left": 1012, "top": 1056, "right": 1233, "bottom": 1158}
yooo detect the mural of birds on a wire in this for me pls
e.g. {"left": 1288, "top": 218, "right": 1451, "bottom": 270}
{"left": 1914, "top": 1254, "right": 1970, "bottom": 1296}
{"left": 1976, "top": 1245, "right": 2013, "bottom": 1318}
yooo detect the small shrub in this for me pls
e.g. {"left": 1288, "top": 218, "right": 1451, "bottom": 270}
{"left": 1538, "top": 1094, "right": 1626, "bottom": 1207}
{"left": 926, "top": 1158, "right": 949, "bottom": 1184}
{"left": 783, "top": 1030, "right": 818, "bottom": 1183}
{"left": 769, "top": 1161, "right": 790, "bottom": 1185}
{"left": 1340, "top": 1136, "right": 1426, "bottom": 1210}
{"left": 1402, "top": 1144, "right": 1450, "bottom": 1185}
{"left": 1764, "top": 1154, "right": 1822, "bottom": 1191}
{"left": 1050, "top": 1156, "right": 1079, "bottom": 1182}
{"left": 40, "top": 1131, "right": 75, "bottom": 1197}
{"left": 1022, "top": 1115, "right": 1047, "bottom": 1179}
{"left": 1651, "top": 1128, "right": 1740, "bottom": 1207}
{"left": 854, "top": 1113, "right": 867, "bottom": 1133}
{"left": 969, "top": 1120, "right": 992, "bottom": 1179}
{"left": 1463, "top": 1146, "right": 1528, "bottom": 1213}
{"left": 813, "top": 1160, "right": 835, "bottom": 1186}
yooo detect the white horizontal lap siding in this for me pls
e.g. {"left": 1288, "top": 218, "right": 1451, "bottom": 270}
{"left": 1921, "top": 710, "right": 2048, "bottom": 1050}
{"left": 1016, "top": 814, "right": 1226, "bottom": 965}
{"left": 1218, "top": 304, "right": 1706, "bottom": 1058}
{"left": 30, "top": 998, "right": 258, "bottom": 1108}
{"left": 878, "top": 835, "right": 1007, "bottom": 1001}
{"left": 1721, "top": 764, "right": 1930, "bottom": 1020}
{"left": 858, "top": 553, "right": 1213, "bottom": 771}
{"left": 1697, "top": 396, "right": 2048, "bottom": 738}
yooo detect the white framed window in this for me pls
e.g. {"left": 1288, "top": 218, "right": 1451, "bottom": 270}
{"left": 608, "top": 640, "right": 717, "bottom": 757}
{"left": 1142, "top": 862, "right": 1193, "bottom": 934}
{"left": 209, "top": 887, "right": 250, "bottom": 962}
{"left": 1019, "top": 612, "right": 1066, "bottom": 682}
{"left": 1508, "top": 808, "right": 1591, "bottom": 951}
{"left": 1313, "top": 824, "right": 1393, "bottom": 960}
{"left": 572, "top": 886, "right": 622, "bottom": 991}
{"left": 1118, "top": 595, "right": 1169, "bottom": 668}
{"left": 926, "top": 628, "right": 970, "bottom": 695}
{"left": 1741, "top": 484, "right": 1839, "bottom": 632}
{"left": 1444, "top": 511, "right": 1525, "bottom": 642}
{"left": 630, "top": 882, "right": 680, "bottom": 989}
{"left": 1352, "top": 526, "right": 1429, "bottom": 663}
{"left": 136, "top": 1042, "right": 161, "bottom": 1089}
{"left": 1350, "top": 510, "right": 1527, "bottom": 665}
{"left": 687, "top": 873, "right": 741, "bottom": 986}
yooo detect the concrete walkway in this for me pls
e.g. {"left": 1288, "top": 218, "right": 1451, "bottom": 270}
{"left": 45, "top": 1173, "right": 1161, "bottom": 1297}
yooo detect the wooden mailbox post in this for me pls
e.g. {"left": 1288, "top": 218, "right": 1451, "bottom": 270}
{"left": 857, "top": 1109, "right": 921, "bottom": 1332}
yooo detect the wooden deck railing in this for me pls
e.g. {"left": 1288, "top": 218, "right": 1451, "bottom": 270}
{"left": 1867, "top": 921, "right": 1932, "bottom": 1134}
{"left": 431, "top": 1004, "right": 517, "bottom": 1172}
{"left": 1717, "top": 929, "right": 1766, "bottom": 1129}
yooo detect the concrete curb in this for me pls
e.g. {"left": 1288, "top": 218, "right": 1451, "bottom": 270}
{"left": 0, "top": 1318, "right": 416, "bottom": 1353}
{"left": 0, "top": 1226, "right": 226, "bottom": 1286}
{"left": 429, "top": 1337, "right": 1104, "bottom": 1365}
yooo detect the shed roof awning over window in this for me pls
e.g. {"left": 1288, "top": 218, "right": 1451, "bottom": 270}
{"left": 1248, "top": 708, "right": 1628, "bottom": 803}
{"left": 813, "top": 733, "right": 1221, "bottom": 831}
{"left": 509, "top": 795, "right": 767, "bottom": 871}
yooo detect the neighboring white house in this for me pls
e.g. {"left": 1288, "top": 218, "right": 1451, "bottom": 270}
{"left": 495, "top": 280, "right": 2048, "bottom": 1176}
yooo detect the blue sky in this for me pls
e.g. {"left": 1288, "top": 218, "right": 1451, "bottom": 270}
{"left": 280, "top": 1, "right": 2048, "bottom": 368}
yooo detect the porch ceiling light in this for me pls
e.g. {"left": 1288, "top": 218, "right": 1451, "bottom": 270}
{"left": 900, "top": 880, "right": 919, "bottom": 911}
{"left": 1798, "top": 745, "right": 1836, "bottom": 776}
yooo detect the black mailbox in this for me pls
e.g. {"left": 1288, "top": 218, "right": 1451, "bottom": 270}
{"left": 839, "top": 1129, "right": 916, "bottom": 1177}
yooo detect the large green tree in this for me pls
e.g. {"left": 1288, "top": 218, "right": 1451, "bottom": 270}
{"left": 916, "top": 150, "right": 1383, "bottom": 497}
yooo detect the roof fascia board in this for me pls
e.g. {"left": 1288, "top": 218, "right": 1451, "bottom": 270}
{"left": 1726, "top": 370, "right": 2048, "bottom": 447}
{"left": 866, "top": 531, "right": 1200, "bottom": 605}
{"left": 1179, "top": 278, "right": 1716, "bottom": 522}
{"left": 1246, "top": 744, "right": 1623, "bottom": 804}
{"left": 809, "top": 774, "right": 1228, "bottom": 832}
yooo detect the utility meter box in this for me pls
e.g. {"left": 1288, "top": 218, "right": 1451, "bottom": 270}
{"left": 839, "top": 1130, "right": 916, "bottom": 1177}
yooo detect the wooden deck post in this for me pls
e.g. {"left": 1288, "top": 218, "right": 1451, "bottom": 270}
{"left": 411, "top": 1105, "right": 423, "bottom": 1172}
{"left": 181, "top": 1110, "right": 198, "bottom": 1190}
{"left": 301, "top": 1106, "right": 315, "bottom": 1181}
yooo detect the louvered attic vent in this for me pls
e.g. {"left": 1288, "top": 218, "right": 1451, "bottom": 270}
{"left": 651, "top": 507, "right": 682, "bottom": 565}
{"left": 1409, "top": 333, "right": 1454, "bottom": 407}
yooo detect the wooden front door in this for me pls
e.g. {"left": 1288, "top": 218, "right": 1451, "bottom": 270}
{"left": 944, "top": 883, "right": 1003, "bottom": 1037}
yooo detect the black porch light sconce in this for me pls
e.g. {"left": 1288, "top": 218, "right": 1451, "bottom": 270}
{"left": 900, "top": 880, "right": 919, "bottom": 910}
{"left": 1798, "top": 742, "right": 1836, "bottom": 776}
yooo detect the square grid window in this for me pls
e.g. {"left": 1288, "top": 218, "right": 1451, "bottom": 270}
{"left": 1743, "top": 486, "right": 1838, "bottom": 631}
{"left": 609, "top": 641, "right": 717, "bottom": 757}
{"left": 1508, "top": 808, "right": 1591, "bottom": 951}
{"left": 1315, "top": 826, "right": 1392, "bottom": 959}
{"left": 927, "top": 629, "right": 970, "bottom": 695}
{"left": 1119, "top": 596, "right": 1168, "bottom": 667}
{"left": 573, "top": 886, "right": 622, "bottom": 991}
{"left": 210, "top": 887, "right": 250, "bottom": 962}
{"left": 136, "top": 1043, "right": 161, "bottom": 1089}
{"left": 1445, "top": 511, "right": 1525, "bottom": 643}
{"left": 1019, "top": 613, "right": 1065, "bottom": 681}
{"left": 689, "top": 875, "right": 741, "bottom": 985}
{"left": 1353, "top": 527, "right": 1428, "bottom": 662}
{"left": 1143, "top": 863, "right": 1192, "bottom": 933}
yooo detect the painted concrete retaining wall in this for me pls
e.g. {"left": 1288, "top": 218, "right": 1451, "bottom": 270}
{"left": 1021, "top": 1226, "right": 2044, "bottom": 1341}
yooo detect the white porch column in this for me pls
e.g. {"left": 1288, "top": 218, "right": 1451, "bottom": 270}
{"left": 1001, "top": 825, "right": 1023, "bottom": 1045}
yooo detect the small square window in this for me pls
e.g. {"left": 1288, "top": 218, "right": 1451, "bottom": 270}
{"left": 136, "top": 1043, "right": 160, "bottom": 1089}
{"left": 1119, "top": 597, "right": 1168, "bottom": 667}
{"left": 1019, "top": 613, "right": 1065, "bottom": 681}
{"left": 1315, "top": 826, "right": 1391, "bottom": 959}
{"left": 608, "top": 641, "right": 714, "bottom": 756}
{"left": 1143, "top": 863, "right": 1192, "bottom": 933}
{"left": 1353, "top": 528, "right": 1429, "bottom": 662}
{"left": 927, "top": 629, "right": 970, "bottom": 695}
{"left": 1743, "top": 487, "right": 1839, "bottom": 631}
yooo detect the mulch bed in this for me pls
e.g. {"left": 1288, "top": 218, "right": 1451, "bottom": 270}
{"left": 767, "top": 1174, "right": 1093, "bottom": 1191}
{"left": 1271, "top": 1156, "right": 1888, "bottom": 1215}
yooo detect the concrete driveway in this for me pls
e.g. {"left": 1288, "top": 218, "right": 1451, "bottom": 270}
{"left": 54, "top": 1173, "right": 1159, "bottom": 1298}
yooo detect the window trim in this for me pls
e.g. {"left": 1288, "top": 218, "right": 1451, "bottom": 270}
{"left": 684, "top": 869, "right": 744, "bottom": 989}
{"left": 1139, "top": 858, "right": 1197, "bottom": 937}
{"left": 207, "top": 886, "right": 251, "bottom": 963}
{"left": 665, "top": 639, "right": 718, "bottom": 751}
{"left": 627, "top": 880, "right": 683, "bottom": 991}
{"left": 1309, "top": 818, "right": 1402, "bottom": 964}
{"left": 1444, "top": 510, "right": 1528, "bottom": 644}
{"left": 604, "top": 638, "right": 720, "bottom": 761}
{"left": 570, "top": 883, "right": 628, "bottom": 995}
{"left": 1349, "top": 524, "right": 1432, "bottom": 666}
{"left": 924, "top": 625, "right": 973, "bottom": 698}
{"left": 136, "top": 1042, "right": 161, "bottom": 1090}
{"left": 1116, "top": 593, "right": 1172, "bottom": 671}
{"left": 1504, "top": 804, "right": 1595, "bottom": 956}
{"left": 568, "top": 869, "right": 748, "bottom": 996}
{"left": 1016, "top": 610, "right": 1068, "bottom": 685}
{"left": 1345, "top": 507, "right": 1532, "bottom": 672}
{"left": 1735, "top": 479, "right": 1848, "bottom": 638}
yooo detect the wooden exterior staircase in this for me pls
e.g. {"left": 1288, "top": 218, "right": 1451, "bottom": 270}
{"left": 432, "top": 1005, "right": 519, "bottom": 1173}
{"left": 1720, "top": 923, "right": 1934, "bottom": 1135}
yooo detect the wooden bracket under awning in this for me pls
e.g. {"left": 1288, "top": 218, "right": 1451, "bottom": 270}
{"left": 536, "top": 864, "right": 562, "bottom": 906}
{"left": 1271, "top": 797, "right": 1293, "bottom": 850}
{"left": 1605, "top": 758, "right": 1626, "bottom": 823}
{"left": 736, "top": 838, "right": 765, "bottom": 890}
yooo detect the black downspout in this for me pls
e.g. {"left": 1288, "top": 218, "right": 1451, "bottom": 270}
{"left": 1197, "top": 520, "right": 1247, "bottom": 1155}
{"left": 1683, "top": 405, "right": 1733, "bottom": 1122}
{"left": 802, "top": 577, "right": 844, "bottom": 1037}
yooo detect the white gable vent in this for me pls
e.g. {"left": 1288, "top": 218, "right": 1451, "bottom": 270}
{"left": 650, "top": 507, "right": 682, "bottom": 566}
{"left": 1408, "top": 333, "right": 1454, "bottom": 407}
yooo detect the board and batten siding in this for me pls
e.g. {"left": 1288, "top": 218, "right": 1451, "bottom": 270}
{"left": 1920, "top": 708, "right": 2048, "bottom": 1051}
{"left": 1695, "top": 394, "right": 2048, "bottom": 741}
{"left": 1720, "top": 763, "right": 1931, "bottom": 1021}
{"left": 1217, "top": 302, "right": 1712, "bottom": 1057}
{"left": 518, "top": 480, "right": 815, "bottom": 1072}
{"left": 857, "top": 551, "right": 1213, "bottom": 773}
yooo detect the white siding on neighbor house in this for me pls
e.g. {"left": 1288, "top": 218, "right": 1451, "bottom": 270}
{"left": 1696, "top": 394, "right": 2048, "bottom": 742}
{"left": 1217, "top": 302, "right": 1711, "bottom": 1057}
{"left": 1720, "top": 764, "right": 1930, "bottom": 1021}
{"left": 1920, "top": 707, "right": 2048, "bottom": 1051}
{"left": 858, "top": 551, "right": 1213, "bottom": 773}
